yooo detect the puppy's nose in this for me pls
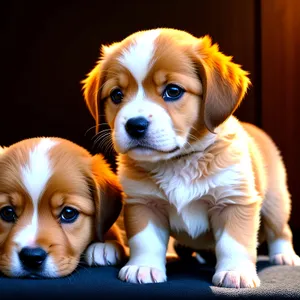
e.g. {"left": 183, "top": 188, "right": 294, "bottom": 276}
{"left": 125, "top": 117, "right": 149, "bottom": 139}
{"left": 19, "top": 247, "right": 47, "bottom": 270}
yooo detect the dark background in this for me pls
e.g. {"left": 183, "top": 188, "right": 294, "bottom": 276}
{"left": 1, "top": 0, "right": 300, "bottom": 249}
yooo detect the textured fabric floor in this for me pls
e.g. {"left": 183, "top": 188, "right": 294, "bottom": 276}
{"left": 1, "top": 256, "right": 299, "bottom": 299}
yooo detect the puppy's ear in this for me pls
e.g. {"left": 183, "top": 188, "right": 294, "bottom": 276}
{"left": 81, "top": 62, "right": 102, "bottom": 133}
{"left": 194, "top": 36, "right": 251, "bottom": 132}
{"left": 82, "top": 44, "right": 120, "bottom": 133}
{"left": 88, "top": 154, "right": 123, "bottom": 242}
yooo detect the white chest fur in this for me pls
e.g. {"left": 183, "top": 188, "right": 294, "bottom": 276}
{"left": 122, "top": 156, "right": 254, "bottom": 240}
{"left": 120, "top": 118, "right": 256, "bottom": 240}
{"left": 169, "top": 199, "right": 210, "bottom": 239}
{"left": 151, "top": 156, "right": 234, "bottom": 238}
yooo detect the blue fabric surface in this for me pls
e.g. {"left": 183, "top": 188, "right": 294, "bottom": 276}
{"left": 1, "top": 256, "right": 299, "bottom": 299}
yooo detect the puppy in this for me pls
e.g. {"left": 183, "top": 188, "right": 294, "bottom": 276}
{"left": 82, "top": 28, "right": 300, "bottom": 288}
{"left": 0, "top": 137, "right": 125, "bottom": 278}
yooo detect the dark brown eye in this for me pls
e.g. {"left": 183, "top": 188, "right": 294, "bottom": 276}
{"left": 0, "top": 206, "right": 17, "bottom": 223}
{"left": 59, "top": 207, "right": 79, "bottom": 224}
{"left": 163, "top": 84, "right": 185, "bottom": 101}
{"left": 110, "top": 88, "right": 124, "bottom": 104}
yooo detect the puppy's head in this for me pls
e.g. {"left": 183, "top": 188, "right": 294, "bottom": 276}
{"left": 0, "top": 138, "right": 122, "bottom": 278}
{"left": 83, "top": 28, "right": 250, "bottom": 162}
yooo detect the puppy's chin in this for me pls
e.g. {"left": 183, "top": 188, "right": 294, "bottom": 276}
{"left": 127, "top": 147, "right": 182, "bottom": 162}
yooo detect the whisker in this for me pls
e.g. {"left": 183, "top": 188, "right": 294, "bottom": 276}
{"left": 93, "top": 132, "right": 112, "bottom": 145}
{"left": 92, "top": 130, "right": 112, "bottom": 140}
{"left": 92, "top": 132, "right": 117, "bottom": 157}
{"left": 94, "top": 134, "right": 112, "bottom": 150}
{"left": 84, "top": 125, "right": 99, "bottom": 136}
{"left": 93, "top": 130, "right": 112, "bottom": 141}
{"left": 104, "top": 140, "right": 116, "bottom": 157}
{"left": 190, "top": 125, "right": 204, "bottom": 136}
{"left": 106, "top": 141, "right": 116, "bottom": 157}
{"left": 173, "top": 128, "right": 200, "bottom": 143}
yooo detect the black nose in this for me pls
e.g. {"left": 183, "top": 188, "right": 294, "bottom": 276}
{"left": 19, "top": 247, "right": 48, "bottom": 270}
{"left": 125, "top": 117, "right": 149, "bottom": 139}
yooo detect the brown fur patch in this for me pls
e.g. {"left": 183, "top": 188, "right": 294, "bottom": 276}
{"left": 124, "top": 203, "right": 169, "bottom": 240}
{"left": 194, "top": 36, "right": 251, "bottom": 132}
{"left": 242, "top": 123, "right": 293, "bottom": 242}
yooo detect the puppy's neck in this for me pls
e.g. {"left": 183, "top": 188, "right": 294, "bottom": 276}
{"left": 118, "top": 116, "right": 239, "bottom": 175}
{"left": 118, "top": 132, "right": 215, "bottom": 174}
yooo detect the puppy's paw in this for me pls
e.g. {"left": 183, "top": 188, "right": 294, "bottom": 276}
{"left": 212, "top": 270, "right": 260, "bottom": 288}
{"left": 85, "top": 241, "right": 125, "bottom": 266}
{"left": 270, "top": 253, "right": 300, "bottom": 266}
{"left": 118, "top": 265, "right": 167, "bottom": 284}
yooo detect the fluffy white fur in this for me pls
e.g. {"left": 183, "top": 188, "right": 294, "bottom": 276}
{"left": 21, "top": 138, "right": 57, "bottom": 203}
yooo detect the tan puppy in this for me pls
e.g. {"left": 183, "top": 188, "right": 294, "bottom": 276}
{"left": 82, "top": 28, "right": 300, "bottom": 288}
{"left": 0, "top": 137, "right": 125, "bottom": 278}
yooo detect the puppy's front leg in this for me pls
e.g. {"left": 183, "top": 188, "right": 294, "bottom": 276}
{"left": 119, "top": 202, "right": 169, "bottom": 284}
{"left": 85, "top": 225, "right": 126, "bottom": 267}
{"left": 211, "top": 202, "right": 261, "bottom": 288}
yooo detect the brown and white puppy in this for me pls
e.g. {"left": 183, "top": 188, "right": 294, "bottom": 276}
{"left": 82, "top": 28, "right": 300, "bottom": 288}
{"left": 0, "top": 137, "right": 125, "bottom": 278}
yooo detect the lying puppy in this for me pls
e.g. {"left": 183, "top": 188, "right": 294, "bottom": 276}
{"left": 0, "top": 137, "right": 125, "bottom": 278}
{"left": 82, "top": 28, "right": 300, "bottom": 288}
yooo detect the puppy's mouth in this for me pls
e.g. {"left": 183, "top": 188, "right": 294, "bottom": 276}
{"left": 128, "top": 144, "right": 180, "bottom": 154}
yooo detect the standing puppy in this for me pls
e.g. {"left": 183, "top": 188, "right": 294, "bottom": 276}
{"left": 0, "top": 137, "right": 125, "bottom": 278}
{"left": 83, "top": 28, "right": 300, "bottom": 288}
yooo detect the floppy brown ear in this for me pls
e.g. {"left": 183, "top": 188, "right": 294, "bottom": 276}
{"left": 89, "top": 154, "right": 123, "bottom": 242}
{"left": 194, "top": 36, "right": 251, "bottom": 132}
{"left": 82, "top": 44, "right": 120, "bottom": 133}
{"left": 81, "top": 62, "right": 102, "bottom": 133}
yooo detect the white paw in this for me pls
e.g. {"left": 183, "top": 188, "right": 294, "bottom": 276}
{"left": 270, "top": 253, "right": 300, "bottom": 266}
{"left": 118, "top": 265, "right": 167, "bottom": 284}
{"left": 212, "top": 270, "right": 260, "bottom": 288}
{"left": 85, "top": 241, "right": 125, "bottom": 266}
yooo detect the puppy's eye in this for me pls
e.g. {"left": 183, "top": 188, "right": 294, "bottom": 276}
{"left": 0, "top": 206, "right": 17, "bottom": 223}
{"left": 110, "top": 88, "right": 124, "bottom": 104}
{"left": 59, "top": 207, "right": 79, "bottom": 224}
{"left": 162, "top": 84, "right": 185, "bottom": 101}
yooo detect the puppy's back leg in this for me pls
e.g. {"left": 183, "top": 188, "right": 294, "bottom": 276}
{"left": 262, "top": 187, "right": 300, "bottom": 266}
{"left": 243, "top": 122, "right": 300, "bottom": 265}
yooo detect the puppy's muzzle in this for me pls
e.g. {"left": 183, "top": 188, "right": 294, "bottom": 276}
{"left": 19, "top": 247, "right": 48, "bottom": 271}
{"left": 125, "top": 117, "right": 149, "bottom": 139}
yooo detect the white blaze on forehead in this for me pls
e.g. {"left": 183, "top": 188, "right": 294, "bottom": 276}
{"left": 118, "top": 29, "right": 161, "bottom": 83}
{"left": 14, "top": 138, "right": 57, "bottom": 248}
{"left": 14, "top": 211, "right": 38, "bottom": 248}
{"left": 21, "top": 138, "right": 57, "bottom": 202}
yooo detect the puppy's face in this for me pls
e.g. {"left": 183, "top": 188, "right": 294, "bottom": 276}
{"left": 83, "top": 28, "right": 250, "bottom": 162}
{"left": 0, "top": 138, "right": 121, "bottom": 278}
